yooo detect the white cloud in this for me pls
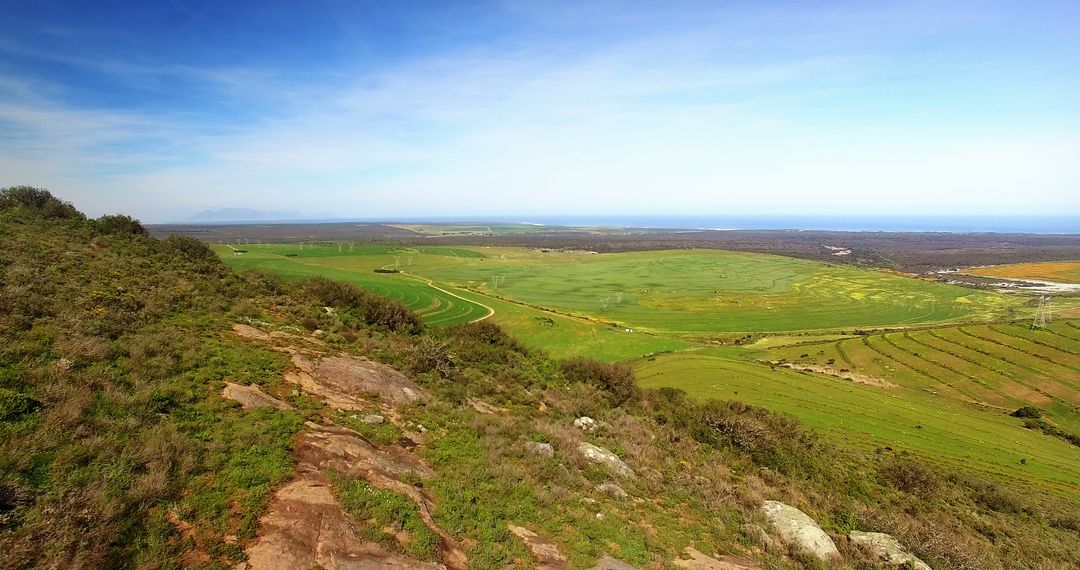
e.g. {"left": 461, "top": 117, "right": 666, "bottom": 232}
{"left": 1, "top": 4, "right": 1078, "bottom": 222}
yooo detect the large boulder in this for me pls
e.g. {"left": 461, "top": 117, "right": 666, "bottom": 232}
{"left": 849, "top": 531, "right": 931, "bottom": 570}
{"left": 761, "top": 501, "right": 839, "bottom": 560}
{"left": 578, "top": 442, "right": 635, "bottom": 478}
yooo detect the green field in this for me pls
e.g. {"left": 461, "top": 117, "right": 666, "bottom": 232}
{"left": 636, "top": 326, "right": 1080, "bottom": 499}
{"left": 214, "top": 244, "right": 491, "bottom": 326}
{"left": 215, "top": 241, "right": 1078, "bottom": 499}
{"left": 415, "top": 248, "right": 1019, "bottom": 334}
{"left": 216, "top": 243, "right": 1022, "bottom": 353}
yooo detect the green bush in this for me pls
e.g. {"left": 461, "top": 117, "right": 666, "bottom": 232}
{"left": 92, "top": 214, "right": 147, "bottom": 236}
{"left": 301, "top": 277, "right": 423, "bottom": 334}
{"left": 560, "top": 357, "right": 639, "bottom": 406}
{"left": 0, "top": 186, "right": 84, "bottom": 220}
{"left": 1011, "top": 406, "right": 1042, "bottom": 419}
{"left": 0, "top": 388, "right": 40, "bottom": 422}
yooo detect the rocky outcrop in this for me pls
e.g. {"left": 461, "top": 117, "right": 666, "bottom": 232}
{"left": 578, "top": 442, "right": 635, "bottom": 478}
{"left": 232, "top": 323, "right": 427, "bottom": 409}
{"left": 574, "top": 416, "right": 598, "bottom": 431}
{"left": 221, "top": 382, "right": 291, "bottom": 410}
{"left": 508, "top": 525, "right": 567, "bottom": 569}
{"left": 468, "top": 397, "right": 508, "bottom": 414}
{"left": 234, "top": 323, "right": 466, "bottom": 570}
{"left": 761, "top": 501, "right": 839, "bottom": 560}
{"left": 292, "top": 354, "right": 427, "bottom": 408}
{"left": 673, "top": 547, "right": 762, "bottom": 570}
{"left": 849, "top": 531, "right": 931, "bottom": 570}
{"left": 242, "top": 469, "right": 444, "bottom": 570}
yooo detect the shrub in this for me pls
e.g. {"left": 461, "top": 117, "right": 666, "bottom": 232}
{"left": 0, "top": 186, "right": 85, "bottom": 220}
{"left": 452, "top": 320, "right": 527, "bottom": 353}
{"left": 92, "top": 214, "right": 147, "bottom": 236}
{"left": 560, "top": 357, "right": 639, "bottom": 406}
{"left": 878, "top": 457, "right": 941, "bottom": 497}
{"left": 0, "top": 388, "right": 41, "bottom": 422}
{"left": 1011, "top": 406, "right": 1042, "bottom": 419}
{"left": 411, "top": 336, "right": 453, "bottom": 378}
{"left": 301, "top": 277, "right": 422, "bottom": 334}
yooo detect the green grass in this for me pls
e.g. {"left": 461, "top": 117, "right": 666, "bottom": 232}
{"left": 328, "top": 472, "right": 441, "bottom": 561}
{"left": 217, "top": 243, "right": 1022, "bottom": 358}
{"left": 215, "top": 244, "right": 490, "bottom": 326}
{"left": 407, "top": 248, "right": 1021, "bottom": 334}
{"left": 635, "top": 347, "right": 1080, "bottom": 500}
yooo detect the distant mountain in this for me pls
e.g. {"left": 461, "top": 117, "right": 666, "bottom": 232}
{"left": 189, "top": 207, "right": 308, "bottom": 222}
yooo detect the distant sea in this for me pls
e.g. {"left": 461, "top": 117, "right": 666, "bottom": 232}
{"left": 375, "top": 215, "right": 1080, "bottom": 234}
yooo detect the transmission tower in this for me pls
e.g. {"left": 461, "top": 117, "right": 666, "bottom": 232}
{"left": 1031, "top": 295, "right": 1052, "bottom": 329}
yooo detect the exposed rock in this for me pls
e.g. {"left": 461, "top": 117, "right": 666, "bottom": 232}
{"left": 280, "top": 422, "right": 467, "bottom": 570}
{"left": 761, "top": 501, "right": 839, "bottom": 560}
{"left": 283, "top": 353, "right": 427, "bottom": 410}
{"left": 673, "top": 547, "right": 762, "bottom": 570}
{"left": 232, "top": 325, "right": 426, "bottom": 409}
{"left": 243, "top": 468, "right": 445, "bottom": 570}
{"left": 526, "top": 441, "right": 555, "bottom": 457}
{"left": 508, "top": 524, "right": 568, "bottom": 570}
{"left": 574, "top": 416, "right": 598, "bottom": 431}
{"left": 595, "top": 512, "right": 606, "bottom": 521}
{"left": 361, "top": 414, "right": 385, "bottom": 424}
{"left": 589, "top": 555, "right": 638, "bottom": 570}
{"left": 578, "top": 442, "right": 635, "bottom": 478}
{"left": 313, "top": 355, "right": 427, "bottom": 406}
{"left": 739, "top": 523, "right": 776, "bottom": 553}
{"left": 222, "top": 382, "right": 292, "bottom": 410}
{"left": 596, "top": 482, "right": 627, "bottom": 500}
{"left": 849, "top": 531, "right": 931, "bottom": 570}
{"left": 467, "top": 397, "right": 508, "bottom": 414}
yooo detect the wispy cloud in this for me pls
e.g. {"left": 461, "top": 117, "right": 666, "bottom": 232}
{"left": 1, "top": 1, "right": 1078, "bottom": 221}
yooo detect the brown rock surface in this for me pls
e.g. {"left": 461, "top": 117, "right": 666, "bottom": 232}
{"left": 221, "top": 382, "right": 291, "bottom": 410}
{"left": 508, "top": 525, "right": 568, "bottom": 570}
{"left": 673, "top": 547, "right": 762, "bottom": 570}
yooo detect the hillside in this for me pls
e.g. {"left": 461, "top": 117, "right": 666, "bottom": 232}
{"left": 2, "top": 188, "right": 1080, "bottom": 570}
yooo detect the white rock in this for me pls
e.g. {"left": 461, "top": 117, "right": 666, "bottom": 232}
{"left": 578, "top": 442, "right": 635, "bottom": 478}
{"left": 361, "top": 414, "right": 384, "bottom": 424}
{"left": 849, "top": 531, "right": 931, "bottom": 570}
{"left": 761, "top": 500, "right": 839, "bottom": 560}
{"left": 574, "top": 416, "right": 598, "bottom": 431}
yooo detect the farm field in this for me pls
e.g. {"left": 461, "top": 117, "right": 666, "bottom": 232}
{"left": 964, "top": 260, "right": 1080, "bottom": 283}
{"left": 212, "top": 244, "right": 491, "bottom": 326}
{"left": 636, "top": 335, "right": 1080, "bottom": 499}
{"left": 215, "top": 241, "right": 1080, "bottom": 499}
{"left": 216, "top": 242, "right": 1024, "bottom": 343}
{"left": 412, "top": 247, "right": 1022, "bottom": 334}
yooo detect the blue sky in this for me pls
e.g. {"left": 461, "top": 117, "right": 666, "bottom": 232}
{"left": 1, "top": 1, "right": 1078, "bottom": 222}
